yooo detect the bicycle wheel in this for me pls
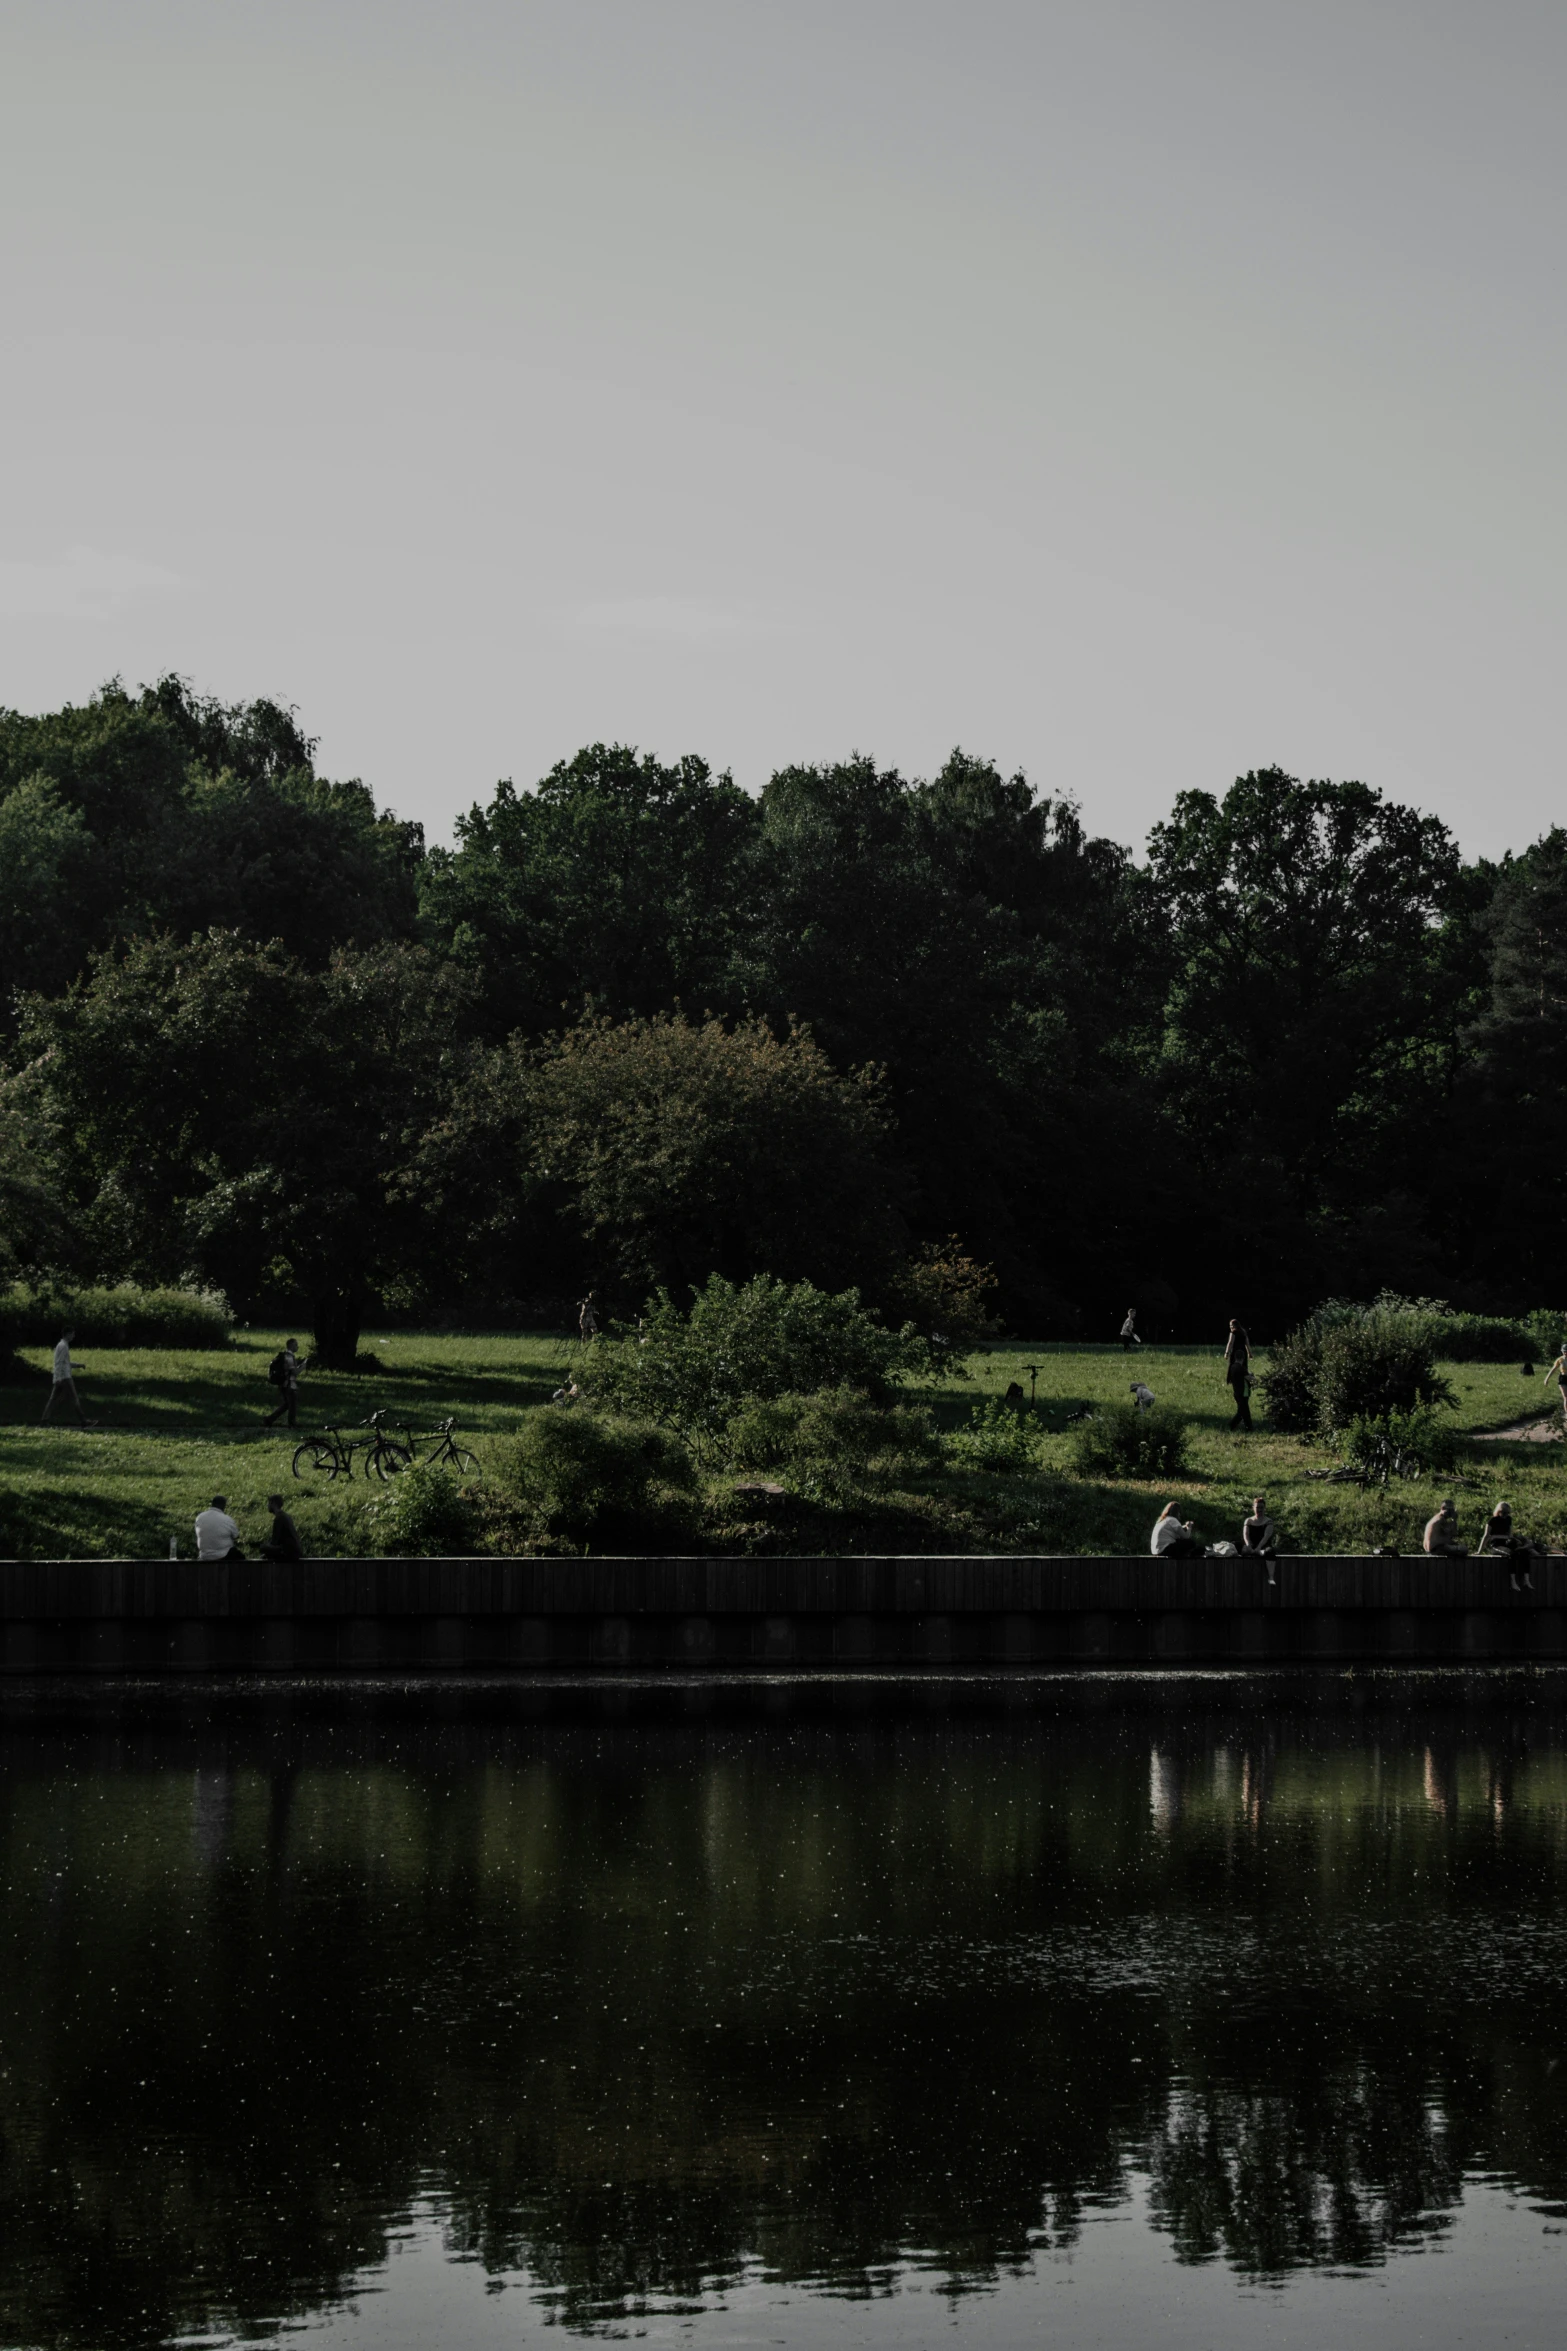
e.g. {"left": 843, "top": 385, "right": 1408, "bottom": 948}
{"left": 293, "top": 1440, "right": 332, "bottom": 1480}
{"left": 448, "top": 1448, "right": 480, "bottom": 1478}
{"left": 369, "top": 1440, "right": 413, "bottom": 1481}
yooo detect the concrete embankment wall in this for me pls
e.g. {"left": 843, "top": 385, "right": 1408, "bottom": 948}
{"left": 0, "top": 1555, "right": 1562, "bottom": 1672}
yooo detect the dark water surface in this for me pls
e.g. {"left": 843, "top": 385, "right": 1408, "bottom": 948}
{"left": 3, "top": 1671, "right": 1567, "bottom": 2349}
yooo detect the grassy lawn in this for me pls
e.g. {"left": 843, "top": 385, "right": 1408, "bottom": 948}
{"left": 0, "top": 1330, "right": 1561, "bottom": 1559}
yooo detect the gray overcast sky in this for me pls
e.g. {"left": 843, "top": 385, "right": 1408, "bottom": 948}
{"left": 1, "top": 0, "right": 1561, "bottom": 852}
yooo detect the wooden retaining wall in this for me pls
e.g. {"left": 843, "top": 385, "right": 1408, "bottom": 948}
{"left": 0, "top": 1555, "right": 1562, "bottom": 1672}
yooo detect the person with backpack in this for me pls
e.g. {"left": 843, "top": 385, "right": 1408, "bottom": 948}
{"left": 263, "top": 1339, "right": 303, "bottom": 1427}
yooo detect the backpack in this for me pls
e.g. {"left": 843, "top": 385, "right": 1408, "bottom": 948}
{"left": 267, "top": 1351, "right": 288, "bottom": 1388}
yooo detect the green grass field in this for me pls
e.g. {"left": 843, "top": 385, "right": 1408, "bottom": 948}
{"left": 0, "top": 1330, "right": 1562, "bottom": 1558}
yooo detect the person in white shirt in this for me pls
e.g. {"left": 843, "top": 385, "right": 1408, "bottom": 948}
{"left": 1151, "top": 1502, "right": 1205, "bottom": 1558}
{"left": 1119, "top": 1309, "right": 1141, "bottom": 1351}
{"left": 194, "top": 1496, "right": 244, "bottom": 1561}
{"left": 1130, "top": 1381, "right": 1156, "bottom": 1413}
{"left": 39, "top": 1328, "right": 86, "bottom": 1425}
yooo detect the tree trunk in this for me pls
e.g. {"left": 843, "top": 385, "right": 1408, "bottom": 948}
{"left": 311, "top": 1288, "right": 364, "bottom": 1370}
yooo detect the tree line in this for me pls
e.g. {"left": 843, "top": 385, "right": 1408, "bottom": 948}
{"left": 0, "top": 675, "right": 1560, "bottom": 1361}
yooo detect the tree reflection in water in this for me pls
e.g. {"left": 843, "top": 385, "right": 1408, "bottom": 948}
{"left": 0, "top": 1677, "right": 1564, "bottom": 2346}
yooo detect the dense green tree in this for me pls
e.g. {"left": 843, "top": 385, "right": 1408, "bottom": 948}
{"left": 418, "top": 744, "right": 755, "bottom": 1037}
{"left": 415, "top": 1009, "right": 904, "bottom": 1307}
{"left": 19, "top": 931, "right": 472, "bottom": 1363}
{"left": 1450, "top": 831, "right": 1567, "bottom": 1302}
{"left": 0, "top": 677, "right": 422, "bottom": 1001}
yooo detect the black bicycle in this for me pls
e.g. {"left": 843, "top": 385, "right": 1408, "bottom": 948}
{"left": 293, "top": 1409, "right": 413, "bottom": 1483}
{"left": 420, "top": 1417, "right": 481, "bottom": 1478}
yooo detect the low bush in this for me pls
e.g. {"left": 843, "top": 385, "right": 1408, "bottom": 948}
{"left": 1069, "top": 1400, "right": 1190, "bottom": 1479}
{"left": 0, "top": 1282, "right": 231, "bottom": 1350}
{"left": 1264, "top": 1299, "right": 1454, "bottom": 1433}
{"left": 583, "top": 1273, "right": 958, "bottom": 1443}
{"left": 363, "top": 1463, "right": 481, "bottom": 1556}
{"left": 943, "top": 1398, "right": 1041, "bottom": 1474}
{"left": 725, "top": 1387, "right": 939, "bottom": 1501}
{"left": 1340, "top": 1406, "right": 1461, "bottom": 1483}
{"left": 498, "top": 1408, "right": 697, "bottom": 1549}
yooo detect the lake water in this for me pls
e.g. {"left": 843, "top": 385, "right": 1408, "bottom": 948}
{"left": 2, "top": 1671, "right": 1565, "bottom": 2349}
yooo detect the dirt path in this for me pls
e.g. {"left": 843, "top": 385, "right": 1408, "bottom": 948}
{"left": 1473, "top": 1418, "right": 1564, "bottom": 1445}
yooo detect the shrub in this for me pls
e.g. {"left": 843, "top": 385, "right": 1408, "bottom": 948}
{"left": 943, "top": 1397, "right": 1041, "bottom": 1473}
{"left": 364, "top": 1463, "right": 481, "bottom": 1556}
{"left": 0, "top": 1281, "right": 231, "bottom": 1350}
{"left": 725, "top": 1387, "right": 939, "bottom": 1501}
{"left": 1263, "top": 1300, "right": 1454, "bottom": 1434}
{"left": 1340, "top": 1406, "right": 1460, "bottom": 1484}
{"left": 499, "top": 1408, "right": 697, "bottom": 1549}
{"left": 583, "top": 1273, "right": 958, "bottom": 1443}
{"left": 890, "top": 1238, "right": 1004, "bottom": 1346}
{"left": 1069, "top": 1401, "right": 1190, "bottom": 1479}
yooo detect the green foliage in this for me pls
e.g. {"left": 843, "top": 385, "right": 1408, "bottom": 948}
{"left": 362, "top": 1463, "right": 480, "bottom": 1557}
{"left": 725, "top": 1387, "right": 939, "bottom": 1501}
{"left": 19, "top": 931, "right": 474, "bottom": 1365}
{"left": 1340, "top": 1406, "right": 1460, "bottom": 1483}
{"left": 582, "top": 1274, "right": 957, "bottom": 1442}
{"left": 0, "top": 1281, "right": 230, "bottom": 1349}
{"left": 1264, "top": 1300, "right": 1456, "bottom": 1433}
{"left": 498, "top": 1408, "right": 697, "bottom": 1550}
{"left": 0, "top": 676, "right": 420, "bottom": 1005}
{"left": 504, "top": 1009, "right": 903, "bottom": 1301}
{"left": 943, "top": 1397, "right": 1041, "bottom": 1473}
{"left": 1069, "top": 1401, "right": 1190, "bottom": 1478}
{"left": 419, "top": 745, "right": 754, "bottom": 1039}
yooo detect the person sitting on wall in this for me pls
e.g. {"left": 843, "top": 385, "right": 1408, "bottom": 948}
{"left": 1241, "top": 1495, "right": 1279, "bottom": 1586}
{"left": 195, "top": 1495, "right": 245, "bottom": 1562}
{"left": 1476, "top": 1498, "right": 1542, "bottom": 1592}
{"left": 1151, "top": 1502, "right": 1205, "bottom": 1559}
{"left": 1422, "top": 1499, "right": 1468, "bottom": 1558}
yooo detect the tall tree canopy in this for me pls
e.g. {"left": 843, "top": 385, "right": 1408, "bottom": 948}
{"left": 0, "top": 681, "right": 1550, "bottom": 1336}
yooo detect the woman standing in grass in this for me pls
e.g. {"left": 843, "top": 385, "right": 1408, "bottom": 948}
{"left": 1224, "top": 1319, "right": 1253, "bottom": 1431}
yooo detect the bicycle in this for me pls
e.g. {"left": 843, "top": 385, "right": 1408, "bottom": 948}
{"left": 292, "top": 1424, "right": 358, "bottom": 1483}
{"left": 360, "top": 1408, "right": 415, "bottom": 1480}
{"left": 293, "top": 1409, "right": 414, "bottom": 1484}
{"left": 420, "top": 1417, "right": 481, "bottom": 1478}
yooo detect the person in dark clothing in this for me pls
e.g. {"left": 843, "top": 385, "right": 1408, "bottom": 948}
{"left": 263, "top": 1339, "right": 303, "bottom": 1427}
{"left": 1242, "top": 1494, "right": 1279, "bottom": 1585}
{"left": 1224, "top": 1319, "right": 1253, "bottom": 1430}
{"left": 260, "top": 1493, "right": 303, "bottom": 1562}
{"left": 1477, "top": 1498, "right": 1541, "bottom": 1591}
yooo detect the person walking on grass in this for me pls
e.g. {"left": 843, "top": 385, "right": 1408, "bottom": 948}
{"left": 263, "top": 1338, "right": 303, "bottom": 1428}
{"left": 1545, "top": 1341, "right": 1567, "bottom": 1434}
{"left": 39, "top": 1328, "right": 87, "bottom": 1425}
{"left": 260, "top": 1494, "right": 302, "bottom": 1562}
{"left": 579, "top": 1292, "right": 599, "bottom": 1343}
{"left": 1119, "top": 1308, "right": 1141, "bottom": 1352}
{"left": 1224, "top": 1319, "right": 1253, "bottom": 1431}
{"left": 195, "top": 1496, "right": 245, "bottom": 1562}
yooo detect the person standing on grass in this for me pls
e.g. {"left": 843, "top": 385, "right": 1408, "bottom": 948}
{"left": 260, "top": 1494, "right": 303, "bottom": 1562}
{"left": 195, "top": 1496, "right": 245, "bottom": 1562}
{"left": 263, "top": 1338, "right": 303, "bottom": 1427}
{"left": 39, "top": 1328, "right": 86, "bottom": 1425}
{"left": 579, "top": 1292, "right": 599, "bottom": 1342}
{"left": 1545, "top": 1342, "right": 1567, "bottom": 1433}
{"left": 1119, "top": 1308, "right": 1141, "bottom": 1351}
{"left": 1224, "top": 1319, "right": 1253, "bottom": 1431}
